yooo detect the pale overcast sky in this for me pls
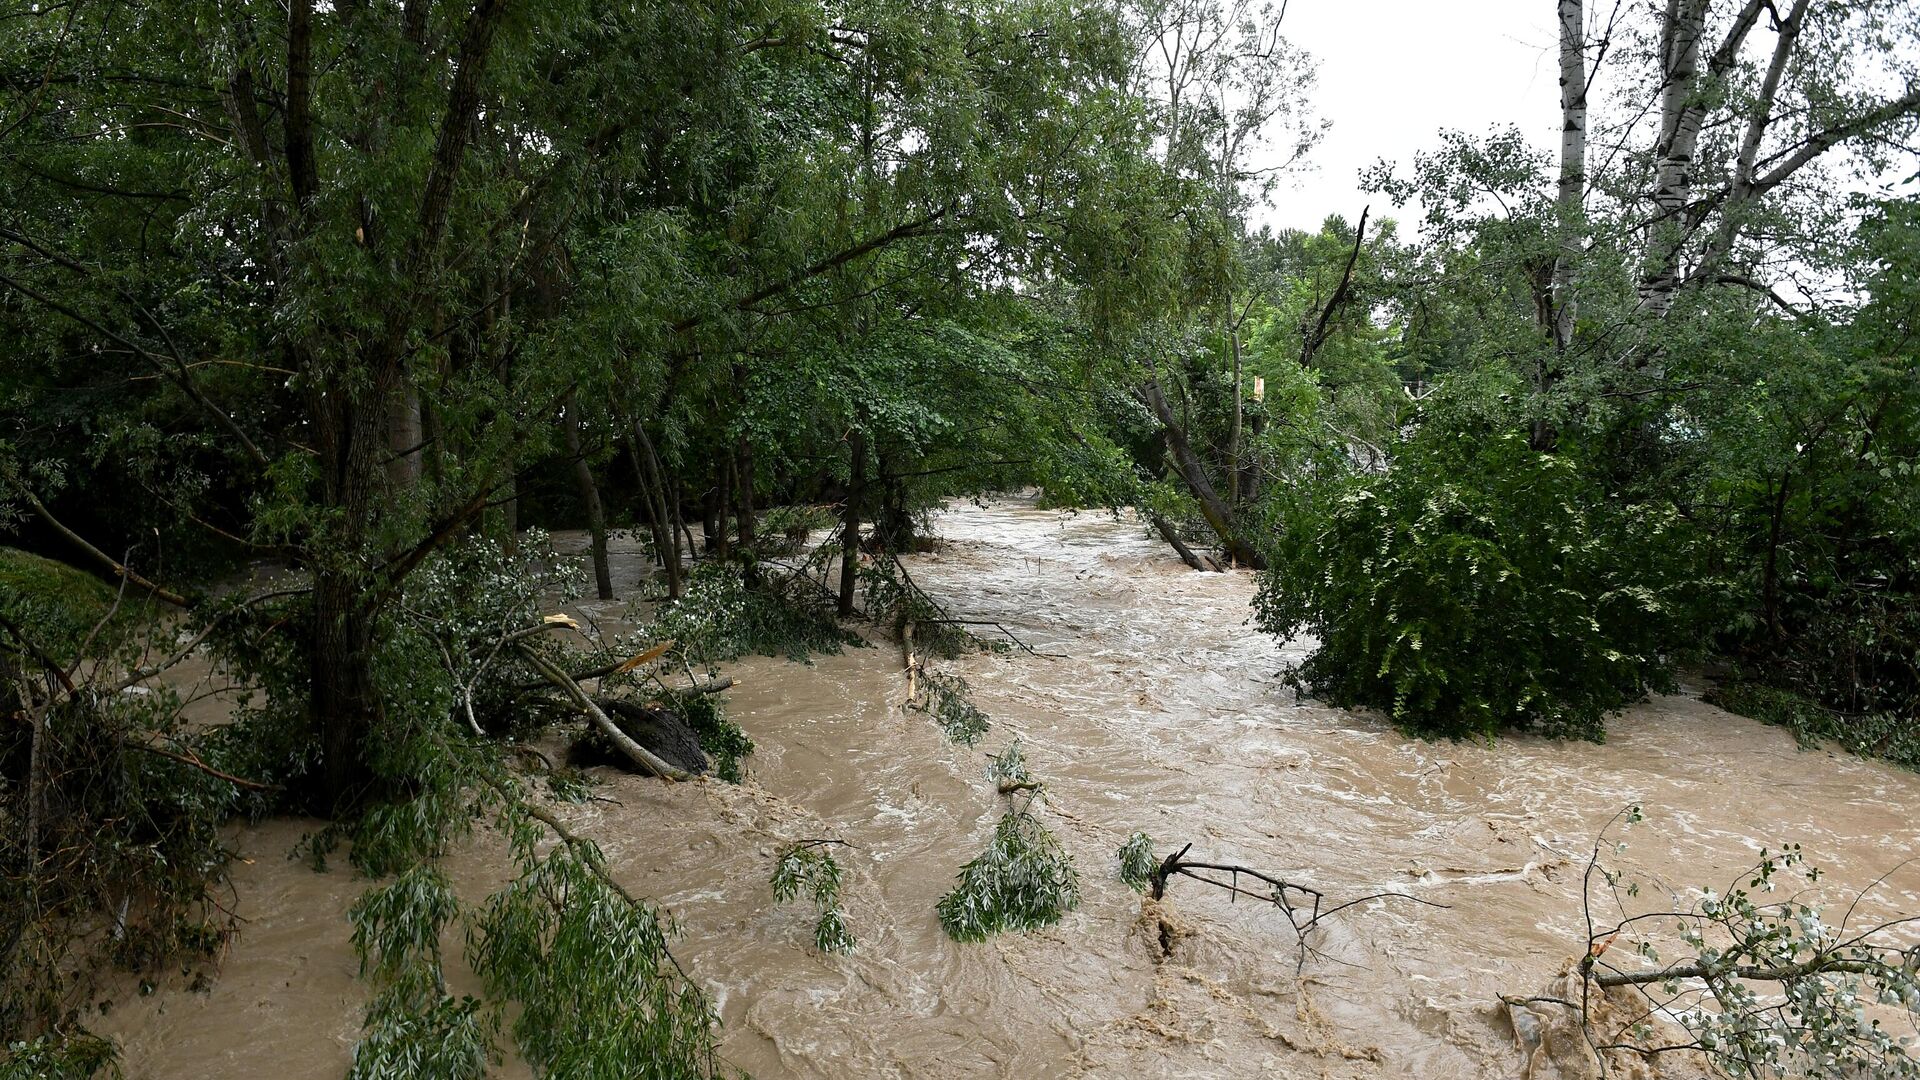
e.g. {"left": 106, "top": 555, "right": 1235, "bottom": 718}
{"left": 1257, "top": 0, "right": 1565, "bottom": 233}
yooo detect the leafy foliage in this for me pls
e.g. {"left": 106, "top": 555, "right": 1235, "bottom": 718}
{"left": 649, "top": 562, "right": 852, "bottom": 666}
{"left": 1581, "top": 811, "right": 1920, "bottom": 1078}
{"left": 0, "top": 550, "right": 125, "bottom": 665}
{"left": 937, "top": 743, "right": 1079, "bottom": 942}
{"left": 770, "top": 843, "right": 855, "bottom": 955}
{"left": 1117, "top": 832, "right": 1158, "bottom": 893}
{"left": 344, "top": 776, "right": 724, "bottom": 1080}
{"left": 985, "top": 742, "right": 1033, "bottom": 788}
{"left": 470, "top": 830, "right": 720, "bottom": 1079}
{"left": 346, "top": 865, "right": 495, "bottom": 1080}
{"left": 911, "top": 672, "right": 991, "bottom": 747}
{"left": 1707, "top": 682, "right": 1920, "bottom": 772}
{"left": 661, "top": 691, "right": 754, "bottom": 785}
{"left": 937, "top": 808, "right": 1082, "bottom": 943}
{"left": 1256, "top": 423, "right": 1716, "bottom": 740}
{"left": 0, "top": 1034, "right": 120, "bottom": 1080}
{"left": 0, "top": 607, "right": 255, "bottom": 1050}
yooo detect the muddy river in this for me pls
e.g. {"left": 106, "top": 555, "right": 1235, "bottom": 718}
{"left": 94, "top": 497, "right": 1920, "bottom": 1077}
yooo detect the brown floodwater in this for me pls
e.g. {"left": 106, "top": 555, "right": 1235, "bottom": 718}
{"left": 93, "top": 497, "right": 1920, "bottom": 1078}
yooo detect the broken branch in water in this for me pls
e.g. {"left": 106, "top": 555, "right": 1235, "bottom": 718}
{"left": 912, "top": 617, "right": 1065, "bottom": 658}
{"left": 1139, "top": 841, "right": 1445, "bottom": 972}
{"left": 1542, "top": 806, "right": 1920, "bottom": 1076}
{"left": 517, "top": 643, "right": 690, "bottom": 781}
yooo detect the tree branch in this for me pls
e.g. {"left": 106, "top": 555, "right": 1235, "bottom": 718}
{"left": 671, "top": 201, "right": 958, "bottom": 334}
{"left": 10, "top": 487, "right": 190, "bottom": 609}
{"left": 1299, "top": 206, "right": 1368, "bottom": 368}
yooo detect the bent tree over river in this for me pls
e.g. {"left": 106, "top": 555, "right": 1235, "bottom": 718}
{"left": 91, "top": 499, "right": 1920, "bottom": 1078}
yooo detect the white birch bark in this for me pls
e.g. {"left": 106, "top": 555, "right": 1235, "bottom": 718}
{"left": 1552, "top": 0, "right": 1587, "bottom": 351}
{"left": 1640, "top": 0, "right": 1768, "bottom": 317}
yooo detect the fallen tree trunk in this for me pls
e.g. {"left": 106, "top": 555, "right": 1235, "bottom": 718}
{"left": 1137, "top": 377, "right": 1265, "bottom": 569}
{"left": 588, "top": 698, "right": 708, "bottom": 775}
{"left": 518, "top": 645, "right": 690, "bottom": 781}
{"left": 1148, "top": 514, "right": 1222, "bottom": 572}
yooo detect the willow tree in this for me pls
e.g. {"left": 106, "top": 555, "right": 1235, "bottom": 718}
{"left": 3, "top": 0, "right": 1155, "bottom": 800}
{"left": 1080, "top": 0, "right": 1322, "bottom": 569}
{"left": 0, "top": 0, "right": 1188, "bottom": 1066}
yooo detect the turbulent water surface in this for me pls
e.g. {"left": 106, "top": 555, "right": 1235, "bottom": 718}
{"left": 96, "top": 497, "right": 1920, "bottom": 1078}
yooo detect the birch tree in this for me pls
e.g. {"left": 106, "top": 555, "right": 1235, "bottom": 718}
{"left": 1628, "top": 0, "right": 1920, "bottom": 318}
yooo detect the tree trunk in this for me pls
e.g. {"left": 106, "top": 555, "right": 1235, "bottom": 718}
{"left": 1639, "top": 0, "right": 1775, "bottom": 318}
{"left": 838, "top": 429, "right": 865, "bottom": 618}
{"left": 387, "top": 383, "right": 424, "bottom": 490}
{"left": 1226, "top": 312, "right": 1243, "bottom": 506}
{"left": 1763, "top": 469, "right": 1791, "bottom": 638}
{"left": 629, "top": 418, "right": 681, "bottom": 599}
{"left": 310, "top": 363, "right": 393, "bottom": 810}
{"left": 1241, "top": 407, "right": 1265, "bottom": 503}
{"left": 563, "top": 392, "right": 613, "bottom": 601}
{"left": 1639, "top": 0, "right": 1709, "bottom": 318}
{"left": 419, "top": 393, "right": 444, "bottom": 487}
{"left": 1139, "top": 376, "right": 1264, "bottom": 569}
{"left": 1552, "top": 0, "right": 1586, "bottom": 353}
{"left": 1150, "top": 513, "right": 1220, "bottom": 572}
{"left": 734, "top": 436, "right": 756, "bottom": 555}
{"left": 24, "top": 692, "right": 44, "bottom": 916}
{"left": 714, "top": 457, "right": 733, "bottom": 560}
{"left": 671, "top": 476, "right": 695, "bottom": 581}
{"left": 701, "top": 485, "right": 720, "bottom": 554}
{"left": 312, "top": 567, "right": 380, "bottom": 811}
{"left": 873, "top": 449, "right": 914, "bottom": 553}
{"left": 1534, "top": 0, "right": 1586, "bottom": 452}
{"left": 502, "top": 467, "right": 519, "bottom": 555}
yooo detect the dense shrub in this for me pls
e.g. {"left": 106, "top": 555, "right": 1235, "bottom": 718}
{"left": 1255, "top": 427, "right": 1717, "bottom": 740}
{"left": 650, "top": 561, "right": 853, "bottom": 664}
{"left": 0, "top": 588, "right": 251, "bottom": 1058}
{"left": 1706, "top": 681, "right": 1920, "bottom": 771}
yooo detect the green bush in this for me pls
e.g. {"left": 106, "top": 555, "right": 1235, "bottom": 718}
{"left": 1707, "top": 681, "right": 1920, "bottom": 770}
{"left": 1255, "top": 427, "right": 1715, "bottom": 740}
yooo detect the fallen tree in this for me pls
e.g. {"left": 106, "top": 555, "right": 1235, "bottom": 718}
{"left": 517, "top": 643, "right": 692, "bottom": 781}
{"left": 1507, "top": 807, "right": 1920, "bottom": 1078}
